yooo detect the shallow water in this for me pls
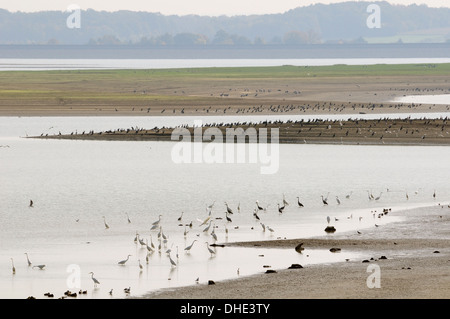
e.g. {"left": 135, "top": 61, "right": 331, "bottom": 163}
{"left": 2, "top": 57, "right": 450, "bottom": 71}
{"left": 392, "top": 94, "right": 450, "bottom": 106}
{"left": 1, "top": 116, "right": 449, "bottom": 299}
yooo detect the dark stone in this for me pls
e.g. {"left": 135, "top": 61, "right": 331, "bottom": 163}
{"left": 380, "top": 255, "right": 388, "bottom": 259}
{"left": 208, "top": 280, "right": 216, "bottom": 285}
{"left": 265, "top": 269, "right": 277, "bottom": 274}
{"left": 324, "top": 226, "right": 336, "bottom": 233}
{"left": 329, "top": 247, "right": 341, "bottom": 253}
{"left": 433, "top": 251, "right": 440, "bottom": 253}
{"left": 362, "top": 260, "right": 370, "bottom": 263}
{"left": 288, "top": 264, "right": 303, "bottom": 269}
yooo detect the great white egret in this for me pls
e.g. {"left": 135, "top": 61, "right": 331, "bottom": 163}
{"left": 321, "top": 195, "right": 328, "bottom": 205}
{"left": 296, "top": 197, "right": 304, "bottom": 207}
{"left": 11, "top": 258, "right": 15, "bottom": 274}
{"left": 118, "top": 255, "right": 131, "bottom": 265}
{"left": 336, "top": 196, "right": 341, "bottom": 205}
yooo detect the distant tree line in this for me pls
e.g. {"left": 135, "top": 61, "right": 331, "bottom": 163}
{"left": 87, "top": 29, "right": 323, "bottom": 46}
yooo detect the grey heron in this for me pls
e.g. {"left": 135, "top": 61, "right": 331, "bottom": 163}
{"left": 89, "top": 272, "right": 100, "bottom": 287}
{"left": 24, "top": 253, "right": 32, "bottom": 267}
{"left": 33, "top": 264, "right": 46, "bottom": 270}
{"left": 118, "top": 255, "right": 131, "bottom": 265}
{"left": 205, "top": 242, "right": 215, "bottom": 257}
{"left": 225, "top": 202, "right": 233, "bottom": 214}
{"left": 102, "top": 216, "right": 109, "bottom": 229}
{"left": 184, "top": 240, "right": 197, "bottom": 252}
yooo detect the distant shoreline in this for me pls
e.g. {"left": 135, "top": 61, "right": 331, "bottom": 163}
{"left": 2, "top": 43, "right": 450, "bottom": 59}
{"left": 29, "top": 117, "right": 450, "bottom": 146}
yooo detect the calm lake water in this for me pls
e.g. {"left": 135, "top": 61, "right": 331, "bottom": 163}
{"left": 1, "top": 115, "right": 449, "bottom": 299}
{"left": 2, "top": 57, "right": 450, "bottom": 71}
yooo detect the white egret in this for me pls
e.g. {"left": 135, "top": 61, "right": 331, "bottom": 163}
{"left": 375, "top": 192, "right": 382, "bottom": 201}
{"left": 321, "top": 195, "right": 328, "bottom": 205}
{"left": 29, "top": 200, "right": 33, "bottom": 207}
{"left": 138, "top": 259, "right": 143, "bottom": 271}
{"left": 327, "top": 216, "right": 331, "bottom": 224}
{"left": 260, "top": 222, "right": 266, "bottom": 232}
{"left": 118, "top": 255, "right": 131, "bottom": 265}
{"left": 178, "top": 212, "right": 183, "bottom": 221}
{"left": 126, "top": 213, "right": 131, "bottom": 224}
{"left": 346, "top": 191, "right": 353, "bottom": 199}
{"left": 296, "top": 197, "right": 304, "bottom": 207}
{"left": 89, "top": 272, "right": 100, "bottom": 287}
{"left": 225, "top": 213, "right": 232, "bottom": 222}
{"left": 336, "top": 196, "right": 341, "bottom": 205}
{"left": 11, "top": 258, "right": 15, "bottom": 274}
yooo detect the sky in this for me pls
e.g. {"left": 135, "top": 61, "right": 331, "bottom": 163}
{"left": 0, "top": 0, "right": 448, "bottom": 16}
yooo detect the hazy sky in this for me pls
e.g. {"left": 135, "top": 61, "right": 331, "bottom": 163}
{"left": 0, "top": 0, "right": 448, "bottom": 15}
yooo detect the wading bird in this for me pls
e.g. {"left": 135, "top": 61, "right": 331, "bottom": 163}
{"left": 33, "top": 265, "right": 46, "bottom": 270}
{"left": 321, "top": 195, "right": 328, "bottom": 205}
{"left": 184, "top": 240, "right": 197, "bottom": 253}
{"left": 103, "top": 216, "right": 110, "bottom": 229}
{"left": 336, "top": 196, "right": 341, "bottom": 205}
{"left": 11, "top": 258, "right": 15, "bottom": 274}
{"left": 24, "top": 253, "right": 32, "bottom": 267}
{"left": 205, "top": 242, "right": 215, "bottom": 257}
{"left": 225, "top": 202, "right": 233, "bottom": 214}
{"left": 118, "top": 255, "right": 131, "bottom": 265}
{"left": 296, "top": 197, "right": 304, "bottom": 207}
{"left": 89, "top": 272, "right": 100, "bottom": 287}
{"left": 256, "top": 200, "right": 264, "bottom": 211}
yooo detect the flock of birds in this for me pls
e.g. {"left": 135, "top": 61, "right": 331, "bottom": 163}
{"left": 12, "top": 188, "right": 444, "bottom": 299}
